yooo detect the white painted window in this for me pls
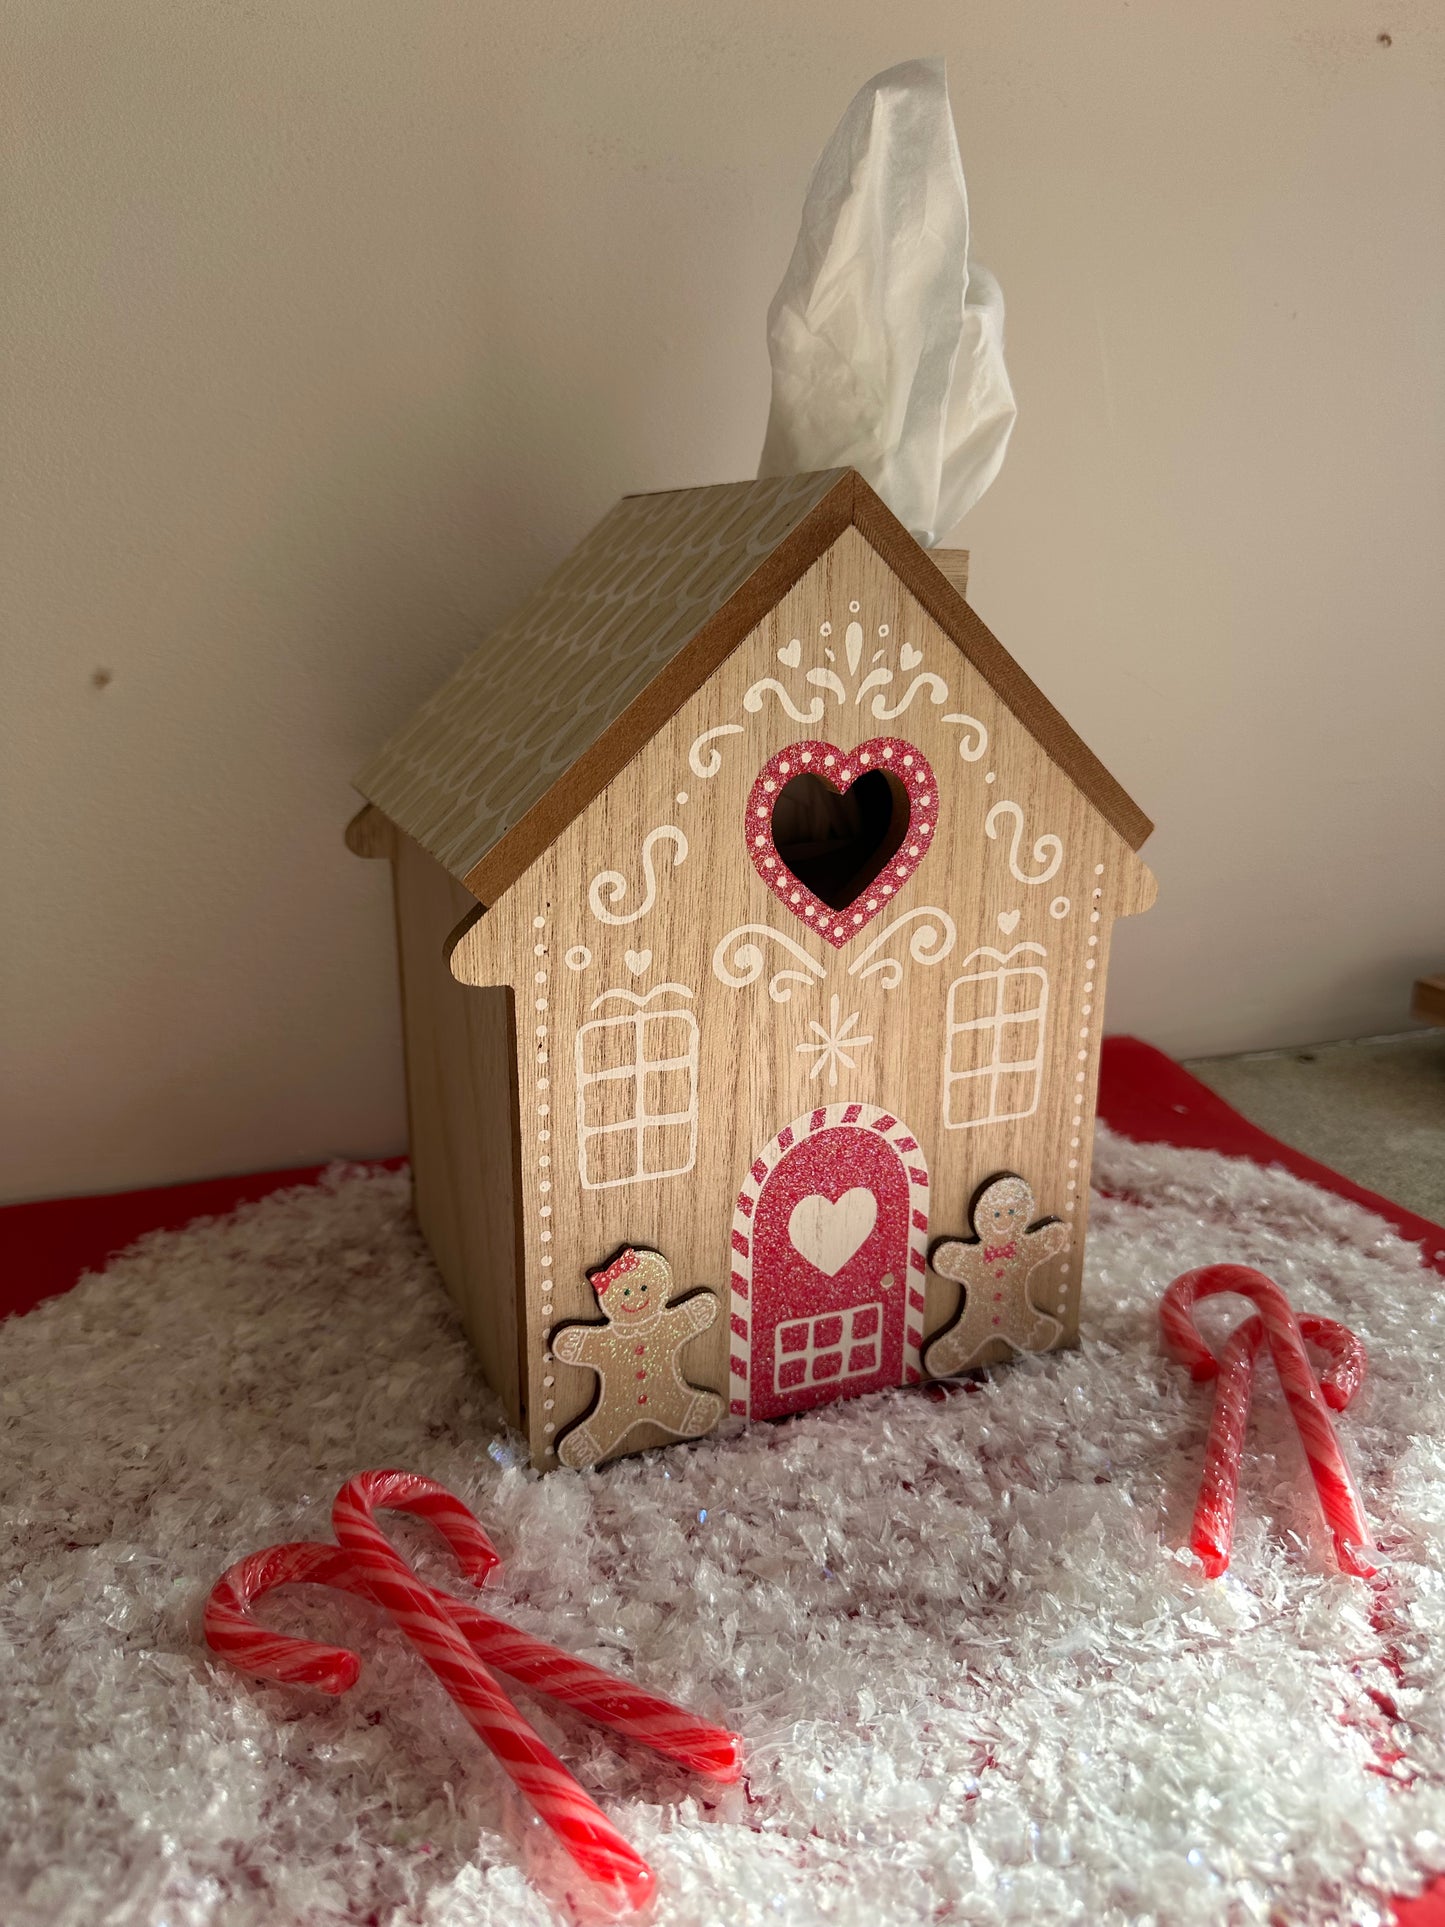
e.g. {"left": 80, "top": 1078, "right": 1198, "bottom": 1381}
{"left": 774, "top": 1302, "right": 883, "bottom": 1394}
{"left": 574, "top": 1004, "right": 699, "bottom": 1189}
{"left": 942, "top": 951, "right": 1049, "bottom": 1128}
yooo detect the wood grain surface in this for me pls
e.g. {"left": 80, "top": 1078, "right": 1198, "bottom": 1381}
{"left": 443, "top": 527, "right": 1154, "bottom": 1467}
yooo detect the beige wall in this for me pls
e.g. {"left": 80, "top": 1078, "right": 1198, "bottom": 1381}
{"left": 4, "top": 2, "right": 1442, "bottom": 1202}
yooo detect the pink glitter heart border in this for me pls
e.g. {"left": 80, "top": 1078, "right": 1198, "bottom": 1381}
{"left": 743, "top": 737, "right": 940, "bottom": 949}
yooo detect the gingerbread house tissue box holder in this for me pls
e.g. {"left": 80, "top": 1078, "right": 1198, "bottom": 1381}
{"left": 347, "top": 469, "right": 1155, "bottom": 1471}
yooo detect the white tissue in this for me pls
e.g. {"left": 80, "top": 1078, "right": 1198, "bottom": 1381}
{"left": 758, "top": 58, "right": 1016, "bottom": 548}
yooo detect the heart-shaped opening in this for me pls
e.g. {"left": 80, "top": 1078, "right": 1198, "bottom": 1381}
{"left": 770, "top": 768, "right": 911, "bottom": 911}
{"left": 746, "top": 739, "right": 939, "bottom": 948}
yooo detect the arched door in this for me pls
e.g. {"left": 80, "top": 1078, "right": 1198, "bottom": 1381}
{"left": 729, "top": 1104, "right": 929, "bottom": 1422}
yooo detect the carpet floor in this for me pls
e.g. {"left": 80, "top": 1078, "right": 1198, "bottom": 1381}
{"left": 3, "top": 1129, "right": 1445, "bottom": 1926}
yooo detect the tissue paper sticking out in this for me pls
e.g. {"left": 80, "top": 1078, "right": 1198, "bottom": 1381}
{"left": 758, "top": 58, "right": 1016, "bottom": 548}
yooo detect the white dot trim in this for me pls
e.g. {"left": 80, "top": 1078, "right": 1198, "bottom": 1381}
{"left": 532, "top": 910, "right": 556, "bottom": 1453}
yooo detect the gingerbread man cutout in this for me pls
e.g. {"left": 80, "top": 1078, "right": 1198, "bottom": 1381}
{"left": 923, "top": 1174, "right": 1071, "bottom": 1379}
{"left": 551, "top": 1248, "right": 722, "bottom": 1470}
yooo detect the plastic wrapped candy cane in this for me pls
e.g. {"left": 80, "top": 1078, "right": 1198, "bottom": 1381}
{"left": 1183, "top": 1309, "right": 1366, "bottom": 1578}
{"left": 206, "top": 1470, "right": 744, "bottom": 1917}
{"left": 1161, "top": 1264, "right": 1374, "bottom": 1578}
{"left": 205, "top": 1534, "right": 741, "bottom": 1779}
{"left": 330, "top": 1470, "right": 654, "bottom": 1911}
{"left": 205, "top": 1540, "right": 365, "bottom": 1691}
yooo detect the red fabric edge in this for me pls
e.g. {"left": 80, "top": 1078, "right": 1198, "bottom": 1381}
{"left": 1095, "top": 1038, "right": 1445, "bottom": 1276}
{"left": 3, "top": 1040, "right": 1442, "bottom": 1923}
{"left": 0, "top": 1156, "right": 407, "bottom": 1322}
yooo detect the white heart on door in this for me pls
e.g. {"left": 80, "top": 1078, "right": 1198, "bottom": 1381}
{"left": 997, "top": 909, "right": 1021, "bottom": 936}
{"left": 787, "top": 1188, "right": 878, "bottom": 1277}
{"left": 624, "top": 949, "right": 652, "bottom": 977}
{"left": 777, "top": 638, "right": 802, "bottom": 667}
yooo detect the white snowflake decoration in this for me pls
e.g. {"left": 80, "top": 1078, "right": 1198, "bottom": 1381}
{"left": 796, "top": 994, "right": 873, "bottom": 1087}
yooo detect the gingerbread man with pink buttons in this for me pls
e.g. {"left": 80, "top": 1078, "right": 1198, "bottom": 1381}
{"left": 552, "top": 1248, "right": 722, "bottom": 1471}
{"left": 923, "top": 1174, "right": 1071, "bottom": 1379}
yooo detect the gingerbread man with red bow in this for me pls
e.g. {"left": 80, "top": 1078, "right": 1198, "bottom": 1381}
{"left": 923, "top": 1174, "right": 1071, "bottom": 1378}
{"left": 552, "top": 1248, "right": 722, "bottom": 1470}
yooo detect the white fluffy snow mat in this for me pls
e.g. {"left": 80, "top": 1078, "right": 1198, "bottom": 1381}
{"left": 5, "top": 1129, "right": 1445, "bottom": 1927}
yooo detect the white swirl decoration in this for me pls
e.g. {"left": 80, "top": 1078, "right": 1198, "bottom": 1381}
{"left": 712, "top": 924, "right": 827, "bottom": 1004}
{"left": 805, "top": 666, "right": 848, "bottom": 706}
{"left": 688, "top": 724, "right": 744, "bottom": 779}
{"left": 985, "top": 801, "right": 1063, "bottom": 885}
{"left": 853, "top": 666, "right": 893, "bottom": 706}
{"left": 588, "top": 825, "right": 688, "bottom": 926}
{"left": 742, "top": 678, "right": 826, "bottom": 724}
{"left": 870, "top": 672, "right": 950, "bottom": 720}
{"left": 846, "top": 907, "right": 957, "bottom": 990}
{"left": 942, "top": 711, "right": 989, "bottom": 761}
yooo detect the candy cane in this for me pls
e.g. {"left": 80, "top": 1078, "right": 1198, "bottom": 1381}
{"left": 205, "top": 1535, "right": 741, "bottom": 1781}
{"left": 1161, "top": 1266, "right": 1374, "bottom": 1578}
{"left": 205, "top": 1540, "right": 362, "bottom": 1690}
{"left": 332, "top": 1470, "right": 655, "bottom": 1912}
{"left": 204, "top": 1485, "right": 498, "bottom": 1689}
{"left": 442, "top": 1595, "right": 741, "bottom": 1779}
{"left": 1184, "top": 1311, "right": 1366, "bottom": 1577}
{"left": 207, "top": 1473, "right": 749, "bottom": 1909}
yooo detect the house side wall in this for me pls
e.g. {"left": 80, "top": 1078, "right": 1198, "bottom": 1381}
{"left": 454, "top": 527, "right": 1153, "bottom": 1469}
{"left": 391, "top": 831, "right": 525, "bottom": 1426}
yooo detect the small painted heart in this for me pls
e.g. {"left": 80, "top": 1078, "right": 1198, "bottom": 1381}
{"left": 788, "top": 1188, "right": 878, "bottom": 1276}
{"left": 997, "top": 909, "right": 1021, "bottom": 936}
{"left": 624, "top": 950, "right": 652, "bottom": 977}
{"left": 745, "top": 738, "right": 939, "bottom": 949}
{"left": 777, "top": 638, "right": 801, "bottom": 668}
{"left": 899, "top": 642, "right": 922, "bottom": 670}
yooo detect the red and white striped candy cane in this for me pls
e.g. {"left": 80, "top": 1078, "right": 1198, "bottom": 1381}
{"left": 440, "top": 1594, "right": 742, "bottom": 1781}
{"left": 1161, "top": 1265, "right": 1374, "bottom": 1578}
{"left": 343, "top": 1470, "right": 740, "bottom": 1779}
{"left": 205, "top": 1478, "right": 499, "bottom": 1689}
{"left": 205, "top": 1540, "right": 363, "bottom": 1690}
{"left": 1183, "top": 1310, "right": 1366, "bottom": 1577}
{"left": 332, "top": 1470, "right": 655, "bottom": 1913}
{"left": 205, "top": 1526, "right": 741, "bottom": 1782}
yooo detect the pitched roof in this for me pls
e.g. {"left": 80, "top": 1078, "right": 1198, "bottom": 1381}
{"left": 356, "top": 469, "right": 1151, "bottom": 904}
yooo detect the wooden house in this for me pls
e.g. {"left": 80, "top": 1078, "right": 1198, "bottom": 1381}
{"left": 348, "top": 469, "right": 1155, "bottom": 1471}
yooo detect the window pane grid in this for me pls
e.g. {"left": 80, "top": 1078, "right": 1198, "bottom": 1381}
{"left": 943, "top": 963, "right": 1048, "bottom": 1128}
{"left": 576, "top": 1007, "right": 699, "bottom": 1188}
{"left": 774, "top": 1302, "right": 883, "bottom": 1393}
